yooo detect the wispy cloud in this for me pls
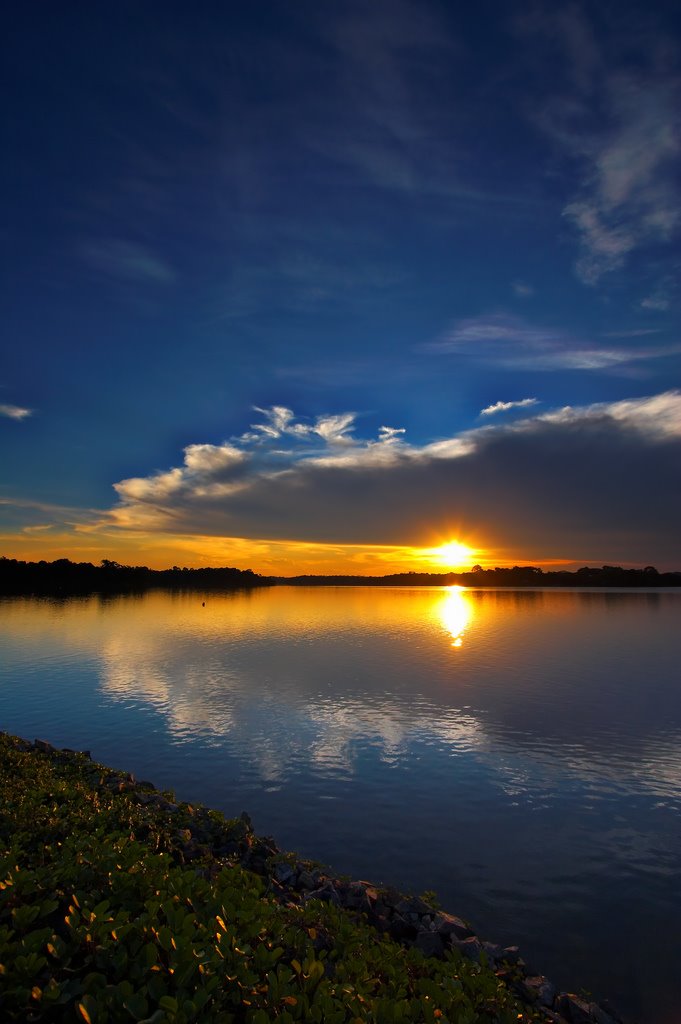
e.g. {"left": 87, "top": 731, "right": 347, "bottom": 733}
{"left": 480, "top": 398, "right": 538, "bottom": 417}
{"left": 81, "top": 239, "right": 175, "bottom": 284}
{"left": 512, "top": 281, "right": 534, "bottom": 298}
{"left": 517, "top": 7, "right": 681, "bottom": 284}
{"left": 102, "top": 393, "right": 681, "bottom": 566}
{"left": 640, "top": 277, "right": 675, "bottom": 311}
{"left": 0, "top": 403, "right": 32, "bottom": 420}
{"left": 425, "top": 313, "right": 681, "bottom": 371}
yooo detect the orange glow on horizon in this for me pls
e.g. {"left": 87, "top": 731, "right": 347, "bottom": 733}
{"left": 1, "top": 527, "right": 581, "bottom": 576}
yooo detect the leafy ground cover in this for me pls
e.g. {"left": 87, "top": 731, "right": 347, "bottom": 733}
{"left": 0, "top": 732, "right": 541, "bottom": 1023}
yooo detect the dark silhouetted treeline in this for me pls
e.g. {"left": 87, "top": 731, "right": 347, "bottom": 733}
{"left": 0, "top": 557, "right": 273, "bottom": 596}
{"left": 277, "top": 565, "right": 681, "bottom": 587}
{"left": 3, "top": 557, "right": 680, "bottom": 596}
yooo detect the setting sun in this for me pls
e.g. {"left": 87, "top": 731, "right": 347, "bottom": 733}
{"left": 427, "top": 541, "right": 475, "bottom": 569}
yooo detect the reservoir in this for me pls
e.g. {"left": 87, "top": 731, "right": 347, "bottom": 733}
{"left": 1, "top": 585, "right": 679, "bottom": 1022}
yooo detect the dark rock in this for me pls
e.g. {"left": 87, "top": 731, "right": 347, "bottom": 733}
{"left": 555, "top": 994, "right": 593, "bottom": 1023}
{"left": 589, "top": 1003, "right": 622, "bottom": 1024}
{"left": 435, "top": 912, "right": 475, "bottom": 941}
{"left": 306, "top": 882, "right": 341, "bottom": 906}
{"left": 270, "top": 864, "right": 294, "bottom": 888}
{"left": 34, "top": 739, "right": 55, "bottom": 753}
{"left": 297, "top": 869, "right": 317, "bottom": 891}
{"left": 414, "top": 930, "right": 444, "bottom": 958}
{"left": 520, "top": 976, "right": 557, "bottom": 1007}
{"left": 450, "top": 936, "right": 483, "bottom": 961}
{"left": 344, "top": 882, "right": 374, "bottom": 912}
{"left": 390, "top": 914, "right": 418, "bottom": 942}
{"left": 482, "top": 941, "right": 503, "bottom": 963}
{"left": 500, "top": 945, "right": 523, "bottom": 964}
{"left": 394, "top": 896, "right": 433, "bottom": 917}
{"left": 592, "top": 1001, "right": 624, "bottom": 1024}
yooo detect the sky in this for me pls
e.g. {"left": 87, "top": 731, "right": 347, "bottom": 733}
{"left": 2, "top": 0, "right": 680, "bottom": 574}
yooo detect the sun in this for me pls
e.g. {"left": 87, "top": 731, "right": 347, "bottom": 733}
{"left": 428, "top": 541, "right": 475, "bottom": 569}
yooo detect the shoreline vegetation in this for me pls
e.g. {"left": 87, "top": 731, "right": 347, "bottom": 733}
{"left": 1, "top": 556, "right": 680, "bottom": 597}
{"left": 0, "top": 733, "right": 628, "bottom": 1024}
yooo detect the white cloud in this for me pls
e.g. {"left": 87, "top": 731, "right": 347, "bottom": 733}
{"left": 570, "top": 75, "right": 680, "bottom": 283}
{"left": 481, "top": 398, "right": 538, "bottom": 417}
{"left": 425, "top": 313, "right": 681, "bottom": 371}
{"left": 104, "top": 394, "right": 681, "bottom": 566}
{"left": 0, "top": 403, "right": 32, "bottom": 420}
{"left": 512, "top": 281, "right": 534, "bottom": 298}
{"left": 183, "top": 444, "right": 244, "bottom": 474}
{"left": 115, "top": 443, "right": 247, "bottom": 506}
{"left": 518, "top": 9, "right": 681, "bottom": 284}
{"left": 540, "top": 390, "right": 681, "bottom": 440}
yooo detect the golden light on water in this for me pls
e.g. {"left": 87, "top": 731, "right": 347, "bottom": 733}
{"left": 437, "top": 586, "right": 473, "bottom": 648}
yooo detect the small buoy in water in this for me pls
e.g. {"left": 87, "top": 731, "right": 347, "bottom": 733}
{"left": 202, "top": 601, "right": 205, "bottom": 607}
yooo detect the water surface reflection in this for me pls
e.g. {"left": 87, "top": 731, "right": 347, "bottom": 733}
{"left": 1, "top": 586, "right": 680, "bottom": 1023}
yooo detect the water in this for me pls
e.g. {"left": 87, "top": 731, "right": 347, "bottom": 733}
{"left": 1, "top": 586, "right": 680, "bottom": 1022}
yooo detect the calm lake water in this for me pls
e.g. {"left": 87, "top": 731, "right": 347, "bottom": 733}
{"left": 1, "top": 586, "right": 680, "bottom": 1022}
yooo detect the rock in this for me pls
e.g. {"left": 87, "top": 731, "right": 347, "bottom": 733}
{"left": 306, "top": 882, "right": 341, "bottom": 906}
{"left": 589, "top": 1003, "right": 622, "bottom": 1024}
{"left": 482, "top": 941, "right": 503, "bottom": 963}
{"left": 343, "top": 882, "right": 374, "bottom": 912}
{"left": 390, "top": 914, "right": 418, "bottom": 942}
{"left": 554, "top": 993, "right": 593, "bottom": 1023}
{"left": 500, "top": 945, "right": 523, "bottom": 964}
{"left": 414, "top": 930, "right": 444, "bottom": 958}
{"left": 435, "top": 913, "right": 475, "bottom": 941}
{"left": 394, "top": 896, "right": 433, "bottom": 917}
{"left": 592, "top": 1001, "right": 624, "bottom": 1024}
{"left": 450, "top": 936, "right": 483, "bottom": 961}
{"left": 297, "top": 869, "right": 317, "bottom": 891}
{"left": 274, "top": 861, "right": 297, "bottom": 885}
{"left": 521, "top": 975, "right": 557, "bottom": 1007}
{"left": 34, "top": 739, "right": 55, "bottom": 753}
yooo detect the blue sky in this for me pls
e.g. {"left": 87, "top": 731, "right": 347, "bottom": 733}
{"left": 2, "top": 0, "right": 680, "bottom": 571}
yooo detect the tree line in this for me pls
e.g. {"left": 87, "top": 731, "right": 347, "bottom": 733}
{"left": 278, "top": 564, "right": 681, "bottom": 587}
{"left": 2, "top": 557, "right": 679, "bottom": 596}
{"left": 0, "top": 557, "right": 272, "bottom": 595}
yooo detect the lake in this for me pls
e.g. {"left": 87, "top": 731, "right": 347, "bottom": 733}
{"left": 1, "top": 585, "right": 680, "bottom": 1022}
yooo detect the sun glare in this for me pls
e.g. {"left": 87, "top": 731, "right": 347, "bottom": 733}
{"left": 428, "top": 541, "right": 475, "bottom": 569}
{"left": 438, "top": 586, "right": 473, "bottom": 647}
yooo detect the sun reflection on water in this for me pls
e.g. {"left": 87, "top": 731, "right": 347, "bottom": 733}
{"left": 437, "top": 586, "right": 473, "bottom": 647}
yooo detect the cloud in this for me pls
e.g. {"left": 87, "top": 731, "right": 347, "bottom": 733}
{"left": 0, "top": 403, "right": 32, "bottom": 420}
{"left": 512, "top": 281, "right": 534, "bottom": 298}
{"left": 425, "top": 313, "right": 681, "bottom": 371}
{"left": 518, "top": 8, "right": 681, "bottom": 284}
{"left": 105, "top": 394, "right": 681, "bottom": 566}
{"left": 480, "top": 398, "right": 538, "bottom": 417}
{"left": 640, "top": 277, "right": 675, "bottom": 311}
{"left": 82, "top": 239, "right": 175, "bottom": 284}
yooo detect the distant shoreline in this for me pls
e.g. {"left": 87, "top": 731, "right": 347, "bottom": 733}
{"left": 1, "top": 555, "right": 680, "bottom": 596}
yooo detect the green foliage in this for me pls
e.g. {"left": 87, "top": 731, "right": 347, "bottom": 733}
{"left": 0, "top": 734, "right": 540, "bottom": 1022}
